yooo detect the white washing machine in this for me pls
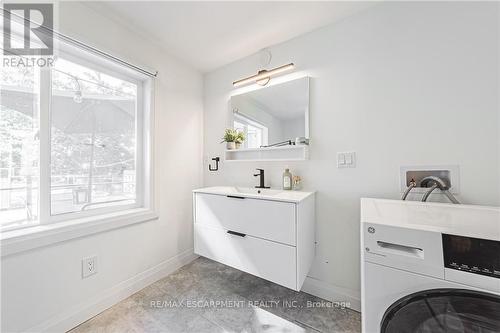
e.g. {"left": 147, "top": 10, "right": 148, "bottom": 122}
{"left": 360, "top": 199, "right": 500, "bottom": 333}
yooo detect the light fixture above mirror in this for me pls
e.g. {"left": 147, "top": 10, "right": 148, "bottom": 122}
{"left": 232, "top": 63, "right": 295, "bottom": 87}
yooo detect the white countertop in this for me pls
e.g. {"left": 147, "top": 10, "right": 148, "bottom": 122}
{"left": 193, "top": 186, "right": 315, "bottom": 203}
{"left": 361, "top": 198, "right": 500, "bottom": 241}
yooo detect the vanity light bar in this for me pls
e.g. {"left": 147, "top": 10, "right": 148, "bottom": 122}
{"left": 232, "top": 63, "right": 295, "bottom": 87}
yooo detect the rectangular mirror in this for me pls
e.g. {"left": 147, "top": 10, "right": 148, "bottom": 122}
{"left": 230, "top": 77, "right": 309, "bottom": 149}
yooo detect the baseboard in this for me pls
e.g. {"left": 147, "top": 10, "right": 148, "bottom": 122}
{"left": 301, "top": 276, "right": 361, "bottom": 312}
{"left": 27, "top": 249, "right": 199, "bottom": 333}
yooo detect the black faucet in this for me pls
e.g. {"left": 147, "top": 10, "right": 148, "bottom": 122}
{"left": 254, "top": 169, "right": 270, "bottom": 189}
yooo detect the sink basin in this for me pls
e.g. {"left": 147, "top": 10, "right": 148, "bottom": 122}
{"left": 234, "top": 187, "right": 283, "bottom": 196}
{"left": 193, "top": 186, "right": 314, "bottom": 203}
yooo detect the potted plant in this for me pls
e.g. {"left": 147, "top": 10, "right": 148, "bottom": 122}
{"left": 221, "top": 128, "right": 237, "bottom": 150}
{"left": 235, "top": 131, "right": 245, "bottom": 149}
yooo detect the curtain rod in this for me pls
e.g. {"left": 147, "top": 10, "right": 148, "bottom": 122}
{"left": 1, "top": 7, "right": 158, "bottom": 78}
{"left": 54, "top": 31, "right": 158, "bottom": 78}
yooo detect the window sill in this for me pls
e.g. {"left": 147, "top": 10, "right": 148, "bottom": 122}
{"left": 1, "top": 208, "right": 158, "bottom": 257}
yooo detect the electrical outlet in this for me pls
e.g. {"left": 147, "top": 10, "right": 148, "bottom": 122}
{"left": 82, "top": 255, "right": 98, "bottom": 278}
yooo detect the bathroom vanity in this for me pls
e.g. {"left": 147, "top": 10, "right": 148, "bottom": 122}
{"left": 193, "top": 186, "right": 315, "bottom": 291}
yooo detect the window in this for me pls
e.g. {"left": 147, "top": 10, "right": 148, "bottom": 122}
{"left": 0, "top": 66, "right": 40, "bottom": 228}
{"left": 234, "top": 113, "right": 268, "bottom": 149}
{"left": 50, "top": 58, "right": 139, "bottom": 215}
{"left": 1, "top": 41, "right": 153, "bottom": 231}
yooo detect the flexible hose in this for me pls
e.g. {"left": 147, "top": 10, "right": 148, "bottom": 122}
{"left": 421, "top": 184, "right": 438, "bottom": 202}
{"left": 401, "top": 182, "right": 416, "bottom": 200}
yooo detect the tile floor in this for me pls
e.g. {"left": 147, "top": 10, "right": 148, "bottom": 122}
{"left": 69, "top": 257, "right": 361, "bottom": 333}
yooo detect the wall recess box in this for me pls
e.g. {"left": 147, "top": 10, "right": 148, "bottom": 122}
{"left": 400, "top": 165, "right": 460, "bottom": 194}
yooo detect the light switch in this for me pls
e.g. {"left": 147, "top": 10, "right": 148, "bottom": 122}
{"left": 345, "top": 153, "right": 352, "bottom": 165}
{"left": 337, "top": 151, "right": 356, "bottom": 168}
{"left": 337, "top": 153, "right": 346, "bottom": 167}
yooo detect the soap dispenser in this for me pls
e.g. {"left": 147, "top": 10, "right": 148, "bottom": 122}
{"left": 283, "top": 168, "right": 293, "bottom": 190}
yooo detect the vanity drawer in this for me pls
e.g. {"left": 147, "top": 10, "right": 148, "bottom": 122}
{"left": 194, "top": 223, "right": 297, "bottom": 290}
{"left": 194, "top": 193, "right": 296, "bottom": 245}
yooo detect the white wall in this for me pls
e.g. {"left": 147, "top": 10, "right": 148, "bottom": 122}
{"left": 1, "top": 2, "right": 203, "bottom": 332}
{"left": 203, "top": 2, "right": 499, "bottom": 304}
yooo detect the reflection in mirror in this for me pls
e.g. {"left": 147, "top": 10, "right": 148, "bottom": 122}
{"left": 230, "top": 77, "right": 309, "bottom": 149}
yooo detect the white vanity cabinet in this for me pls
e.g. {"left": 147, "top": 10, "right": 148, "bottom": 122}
{"left": 193, "top": 187, "right": 315, "bottom": 291}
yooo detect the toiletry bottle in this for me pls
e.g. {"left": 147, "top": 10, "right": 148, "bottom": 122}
{"left": 283, "top": 168, "right": 292, "bottom": 190}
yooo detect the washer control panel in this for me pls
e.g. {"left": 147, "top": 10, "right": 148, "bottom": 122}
{"left": 443, "top": 234, "right": 500, "bottom": 279}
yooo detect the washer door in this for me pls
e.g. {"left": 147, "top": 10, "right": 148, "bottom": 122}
{"left": 381, "top": 289, "right": 500, "bottom": 333}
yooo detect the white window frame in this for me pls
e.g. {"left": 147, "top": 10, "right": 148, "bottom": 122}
{"left": 44, "top": 45, "right": 148, "bottom": 223}
{"left": 1, "top": 36, "right": 157, "bottom": 250}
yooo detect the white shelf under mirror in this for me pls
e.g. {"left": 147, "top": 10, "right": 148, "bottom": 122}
{"left": 225, "top": 145, "right": 309, "bottom": 162}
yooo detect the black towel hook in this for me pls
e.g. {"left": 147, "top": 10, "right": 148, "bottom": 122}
{"left": 208, "top": 157, "right": 220, "bottom": 171}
